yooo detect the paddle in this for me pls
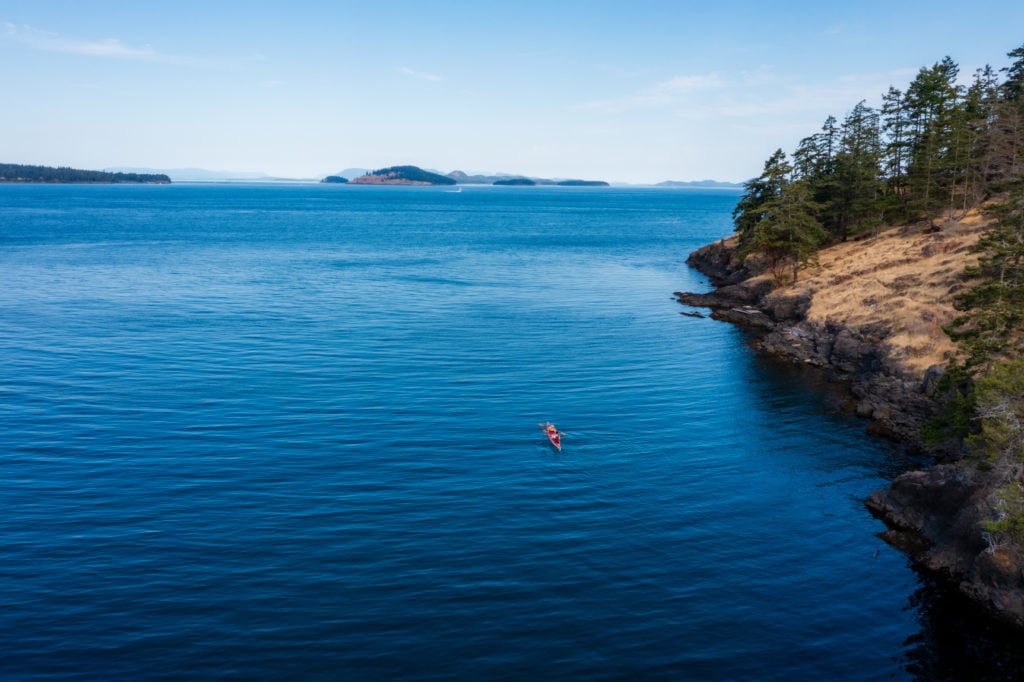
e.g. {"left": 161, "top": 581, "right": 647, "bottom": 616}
{"left": 538, "top": 422, "right": 566, "bottom": 437}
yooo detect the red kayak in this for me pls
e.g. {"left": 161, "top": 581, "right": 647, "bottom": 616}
{"left": 545, "top": 429, "right": 562, "bottom": 451}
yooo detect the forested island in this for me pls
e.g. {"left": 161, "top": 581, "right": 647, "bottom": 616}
{"left": 349, "top": 165, "right": 456, "bottom": 185}
{"left": 493, "top": 177, "right": 537, "bottom": 186}
{"left": 677, "top": 44, "right": 1024, "bottom": 627}
{"left": 555, "top": 179, "right": 610, "bottom": 187}
{"left": 0, "top": 163, "right": 171, "bottom": 184}
{"left": 492, "top": 177, "right": 608, "bottom": 186}
{"left": 337, "top": 166, "right": 610, "bottom": 186}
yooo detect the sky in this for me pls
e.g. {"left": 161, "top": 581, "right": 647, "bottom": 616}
{"left": 3, "top": 1, "right": 1024, "bottom": 184}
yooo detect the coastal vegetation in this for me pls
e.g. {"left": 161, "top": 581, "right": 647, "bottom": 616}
{"left": 342, "top": 166, "right": 611, "bottom": 187}
{"left": 0, "top": 163, "right": 170, "bottom": 184}
{"left": 493, "top": 177, "right": 536, "bottom": 186}
{"left": 350, "top": 165, "right": 456, "bottom": 185}
{"left": 321, "top": 175, "right": 349, "bottom": 184}
{"left": 717, "top": 42, "right": 1024, "bottom": 625}
{"left": 734, "top": 46, "right": 1024, "bottom": 282}
{"left": 556, "top": 179, "right": 610, "bottom": 187}
{"left": 449, "top": 171, "right": 554, "bottom": 184}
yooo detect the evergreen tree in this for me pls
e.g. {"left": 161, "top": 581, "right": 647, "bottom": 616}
{"left": 989, "top": 44, "right": 1024, "bottom": 186}
{"left": 792, "top": 132, "right": 827, "bottom": 181}
{"left": 828, "top": 101, "right": 883, "bottom": 240}
{"left": 904, "top": 56, "right": 963, "bottom": 221}
{"left": 960, "top": 65, "right": 1002, "bottom": 207}
{"left": 946, "top": 187, "right": 1024, "bottom": 369}
{"left": 743, "top": 178, "right": 827, "bottom": 283}
{"left": 881, "top": 86, "right": 910, "bottom": 218}
{"left": 735, "top": 150, "right": 826, "bottom": 282}
{"left": 1002, "top": 43, "right": 1024, "bottom": 103}
{"left": 821, "top": 115, "right": 839, "bottom": 163}
{"left": 733, "top": 148, "right": 791, "bottom": 248}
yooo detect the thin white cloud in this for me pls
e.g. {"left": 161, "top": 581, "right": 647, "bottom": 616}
{"left": 579, "top": 73, "right": 724, "bottom": 113}
{"left": 399, "top": 67, "right": 442, "bottom": 82}
{"left": 655, "top": 74, "right": 725, "bottom": 94}
{"left": 838, "top": 68, "right": 918, "bottom": 85}
{"left": 3, "top": 23, "right": 190, "bottom": 64}
{"left": 688, "top": 65, "right": 928, "bottom": 123}
{"left": 580, "top": 65, "right": 909, "bottom": 127}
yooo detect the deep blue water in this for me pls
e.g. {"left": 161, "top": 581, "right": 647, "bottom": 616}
{"left": 0, "top": 184, "right": 1018, "bottom": 680}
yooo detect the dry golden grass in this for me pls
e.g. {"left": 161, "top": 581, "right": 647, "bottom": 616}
{"left": 776, "top": 208, "right": 994, "bottom": 376}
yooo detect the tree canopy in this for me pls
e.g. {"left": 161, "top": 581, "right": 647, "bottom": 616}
{"left": 734, "top": 44, "right": 1024, "bottom": 286}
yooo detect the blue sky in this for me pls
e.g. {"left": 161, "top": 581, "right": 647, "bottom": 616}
{"left": 3, "top": 1, "right": 1023, "bottom": 183}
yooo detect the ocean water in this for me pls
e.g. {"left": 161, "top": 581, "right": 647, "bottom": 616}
{"left": 0, "top": 184, "right": 1019, "bottom": 680}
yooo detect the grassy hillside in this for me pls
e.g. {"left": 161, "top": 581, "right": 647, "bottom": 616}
{"left": 794, "top": 211, "right": 990, "bottom": 375}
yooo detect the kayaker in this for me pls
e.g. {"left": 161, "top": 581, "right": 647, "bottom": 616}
{"left": 540, "top": 422, "right": 564, "bottom": 450}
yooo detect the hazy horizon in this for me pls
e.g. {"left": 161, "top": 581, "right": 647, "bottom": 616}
{"left": 3, "top": 1, "right": 1024, "bottom": 184}
{"left": 95, "top": 164, "right": 744, "bottom": 185}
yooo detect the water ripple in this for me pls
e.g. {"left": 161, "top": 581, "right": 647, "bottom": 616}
{"left": 0, "top": 184, "right": 974, "bottom": 680}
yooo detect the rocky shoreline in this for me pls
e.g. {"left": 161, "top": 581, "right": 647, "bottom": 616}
{"left": 676, "top": 238, "right": 944, "bottom": 450}
{"left": 677, "top": 237, "right": 1024, "bottom": 628}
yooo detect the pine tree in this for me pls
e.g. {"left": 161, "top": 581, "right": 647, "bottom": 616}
{"left": 733, "top": 148, "right": 791, "bottom": 248}
{"left": 881, "top": 86, "right": 910, "bottom": 218}
{"left": 745, "top": 179, "right": 827, "bottom": 283}
{"left": 946, "top": 187, "right": 1024, "bottom": 369}
{"left": 989, "top": 44, "right": 1024, "bottom": 186}
{"left": 1002, "top": 43, "right": 1024, "bottom": 103}
{"left": 960, "top": 65, "right": 1002, "bottom": 208}
{"left": 735, "top": 151, "right": 826, "bottom": 283}
{"left": 830, "top": 101, "right": 883, "bottom": 240}
{"left": 905, "top": 57, "right": 963, "bottom": 222}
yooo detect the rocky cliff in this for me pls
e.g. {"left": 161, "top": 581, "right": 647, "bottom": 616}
{"left": 677, "top": 228, "right": 959, "bottom": 450}
{"left": 677, "top": 211, "right": 1024, "bottom": 627}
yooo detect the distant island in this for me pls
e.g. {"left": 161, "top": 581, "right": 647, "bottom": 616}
{"left": 450, "top": 170, "right": 608, "bottom": 186}
{"left": 105, "top": 167, "right": 273, "bottom": 182}
{"left": 448, "top": 170, "right": 526, "bottom": 184}
{"left": 493, "top": 177, "right": 537, "bottom": 186}
{"left": 349, "top": 166, "right": 456, "bottom": 185}
{"left": 449, "top": 171, "right": 559, "bottom": 185}
{"left": 3, "top": 160, "right": 730, "bottom": 188}
{"left": 556, "top": 179, "right": 609, "bottom": 187}
{"left": 0, "top": 163, "right": 170, "bottom": 184}
{"left": 328, "top": 167, "right": 612, "bottom": 187}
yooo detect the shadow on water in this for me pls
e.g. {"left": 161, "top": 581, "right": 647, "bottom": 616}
{"left": 741, "top": 341, "right": 921, "bottom": 472}
{"left": 900, "top": 570, "right": 1024, "bottom": 681}
{"left": 734, "top": 333, "right": 1024, "bottom": 679}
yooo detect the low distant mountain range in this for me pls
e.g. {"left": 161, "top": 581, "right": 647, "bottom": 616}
{"left": 335, "top": 166, "right": 610, "bottom": 186}
{"left": 448, "top": 169, "right": 608, "bottom": 186}
{"left": 448, "top": 170, "right": 558, "bottom": 185}
{"left": 104, "top": 167, "right": 318, "bottom": 183}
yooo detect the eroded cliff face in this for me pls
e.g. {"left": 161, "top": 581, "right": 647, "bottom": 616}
{"left": 677, "top": 214, "right": 1024, "bottom": 628}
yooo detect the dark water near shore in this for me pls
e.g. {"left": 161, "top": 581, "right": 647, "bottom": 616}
{"left": 1, "top": 184, "right": 1020, "bottom": 680}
